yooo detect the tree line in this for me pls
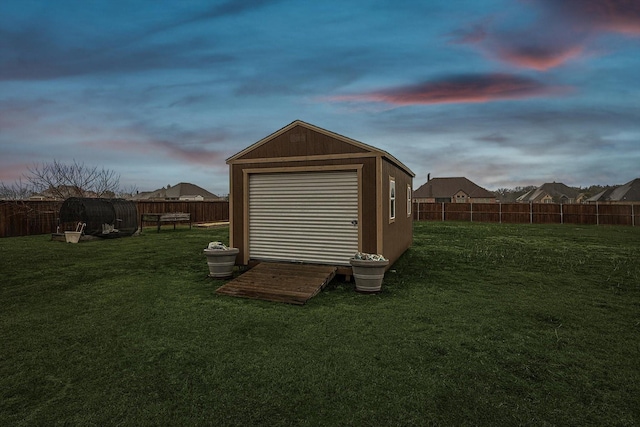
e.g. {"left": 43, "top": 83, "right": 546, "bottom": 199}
{"left": 0, "top": 160, "right": 135, "bottom": 200}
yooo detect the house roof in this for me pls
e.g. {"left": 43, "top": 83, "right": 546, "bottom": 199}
{"left": 226, "top": 120, "right": 415, "bottom": 177}
{"left": 137, "top": 182, "right": 219, "bottom": 200}
{"left": 413, "top": 177, "right": 495, "bottom": 199}
{"left": 516, "top": 182, "right": 579, "bottom": 202}
{"left": 586, "top": 178, "right": 640, "bottom": 202}
{"left": 30, "top": 185, "right": 102, "bottom": 200}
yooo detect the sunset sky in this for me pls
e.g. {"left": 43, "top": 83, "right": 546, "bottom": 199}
{"left": 1, "top": 0, "right": 639, "bottom": 196}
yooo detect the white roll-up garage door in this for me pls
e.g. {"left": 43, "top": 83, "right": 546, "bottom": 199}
{"left": 249, "top": 170, "right": 359, "bottom": 266}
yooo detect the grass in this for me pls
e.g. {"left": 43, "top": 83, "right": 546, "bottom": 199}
{"left": 1, "top": 222, "right": 639, "bottom": 426}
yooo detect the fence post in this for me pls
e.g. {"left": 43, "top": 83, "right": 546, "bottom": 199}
{"left": 632, "top": 204, "right": 635, "bottom": 227}
{"left": 596, "top": 202, "right": 599, "bottom": 226}
{"left": 530, "top": 202, "right": 533, "bottom": 224}
{"left": 442, "top": 202, "right": 445, "bottom": 222}
{"left": 560, "top": 203, "right": 563, "bottom": 224}
{"left": 470, "top": 202, "right": 473, "bottom": 222}
{"left": 499, "top": 202, "right": 502, "bottom": 224}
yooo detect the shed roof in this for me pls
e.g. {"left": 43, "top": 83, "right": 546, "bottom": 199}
{"left": 413, "top": 177, "right": 495, "bottom": 199}
{"left": 226, "top": 120, "right": 415, "bottom": 177}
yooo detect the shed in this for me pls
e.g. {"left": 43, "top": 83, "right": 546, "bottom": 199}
{"left": 59, "top": 197, "right": 138, "bottom": 237}
{"left": 226, "top": 120, "right": 415, "bottom": 272}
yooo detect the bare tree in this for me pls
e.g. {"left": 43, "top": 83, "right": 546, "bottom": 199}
{"left": 1, "top": 159, "right": 137, "bottom": 200}
{"left": 25, "top": 159, "right": 123, "bottom": 199}
{"left": 0, "top": 178, "right": 33, "bottom": 201}
{"left": 115, "top": 184, "right": 139, "bottom": 199}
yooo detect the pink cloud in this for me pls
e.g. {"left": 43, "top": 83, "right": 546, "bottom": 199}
{"left": 0, "top": 163, "right": 31, "bottom": 181}
{"left": 152, "top": 140, "right": 225, "bottom": 165}
{"left": 536, "top": 0, "right": 640, "bottom": 35}
{"left": 449, "top": 16, "right": 587, "bottom": 70}
{"left": 329, "top": 74, "right": 571, "bottom": 106}
{"left": 82, "top": 138, "right": 224, "bottom": 166}
{"left": 451, "top": 0, "right": 638, "bottom": 72}
{"left": 493, "top": 44, "right": 585, "bottom": 71}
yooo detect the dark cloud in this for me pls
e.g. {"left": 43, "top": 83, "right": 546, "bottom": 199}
{"left": 481, "top": 130, "right": 619, "bottom": 156}
{"left": 135, "top": 0, "right": 284, "bottom": 43}
{"left": 0, "top": 26, "right": 235, "bottom": 80}
{"left": 451, "top": 0, "right": 639, "bottom": 71}
{"left": 448, "top": 23, "right": 488, "bottom": 44}
{"left": 364, "top": 103, "right": 640, "bottom": 167}
{"left": 533, "top": 0, "right": 640, "bottom": 35}
{"left": 0, "top": 0, "right": 283, "bottom": 81}
{"left": 395, "top": 143, "right": 542, "bottom": 190}
{"left": 475, "top": 133, "right": 512, "bottom": 144}
{"left": 80, "top": 121, "right": 230, "bottom": 167}
{"left": 150, "top": 139, "right": 227, "bottom": 165}
{"left": 233, "top": 48, "right": 367, "bottom": 97}
{"left": 450, "top": 15, "right": 589, "bottom": 70}
{"left": 0, "top": 98, "right": 54, "bottom": 129}
{"left": 168, "top": 94, "right": 213, "bottom": 108}
{"left": 388, "top": 113, "right": 635, "bottom": 189}
{"left": 329, "top": 74, "right": 571, "bottom": 106}
{"left": 189, "top": 0, "right": 281, "bottom": 20}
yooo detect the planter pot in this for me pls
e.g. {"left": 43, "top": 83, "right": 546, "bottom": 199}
{"left": 349, "top": 258, "right": 389, "bottom": 293}
{"left": 64, "top": 231, "right": 82, "bottom": 243}
{"left": 204, "top": 247, "right": 239, "bottom": 278}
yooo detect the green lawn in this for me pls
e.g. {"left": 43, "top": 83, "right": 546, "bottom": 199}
{"left": 1, "top": 222, "right": 639, "bottom": 426}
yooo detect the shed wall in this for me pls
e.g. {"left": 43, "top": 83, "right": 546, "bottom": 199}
{"left": 236, "top": 124, "right": 369, "bottom": 160}
{"left": 381, "top": 159, "right": 413, "bottom": 264}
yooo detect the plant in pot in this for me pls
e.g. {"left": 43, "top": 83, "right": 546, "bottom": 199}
{"left": 349, "top": 252, "right": 389, "bottom": 293}
{"left": 203, "top": 241, "right": 239, "bottom": 279}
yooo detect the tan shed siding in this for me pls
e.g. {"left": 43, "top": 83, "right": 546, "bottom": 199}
{"left": 237, "top": 125, "right": 369, "bottom": 160}
{"left": 381, "top": 159, "right": 413, "bottom": 264}
{"left": 248, "top": 171, "right": 359, "bottom": 266}
{"left": 231, "top": 164, "right": 245, "bottom": 259}
{"left": 359, "top": 157, "right": 378, "bottom": 255}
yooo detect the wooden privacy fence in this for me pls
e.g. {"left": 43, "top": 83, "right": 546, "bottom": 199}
{"left": 4, "top": 199, "right": 637, "bottom": 237}
{"left": 413, "top": 202, "right": 639, "bottom": 226}
{"left": 0, "top": 201, "right": 62, "bottom": 238}
{"left": 135, "top": 201, "right": 228, "bottom": 223}
{"left": 0, "top": 200, "right": 229, "bottom": 238}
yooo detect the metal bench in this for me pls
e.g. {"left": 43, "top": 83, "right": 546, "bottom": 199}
{"left": 140, "top": 213, "right": 191, "bottom": 233}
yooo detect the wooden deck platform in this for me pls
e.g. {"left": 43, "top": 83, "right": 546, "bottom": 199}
{"left": 215, "top": 262, "right": 337, "bottom": 305}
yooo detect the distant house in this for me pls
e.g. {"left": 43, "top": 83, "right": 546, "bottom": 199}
{"left": 133, "top": 182, "right": 220, "bottom": 201}
{"left": 29, "top": 185, "right": 105, "bottom": 200}
{"left": 516, "top": 182, "right": 581, "bottom": 204}
{"left": 413, "top": 177, "right": 497, "bottom": 203}
{"left": 586, "top": 178, "right": 640, "bottom": 203}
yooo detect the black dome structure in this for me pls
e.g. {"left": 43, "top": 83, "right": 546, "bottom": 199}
{"left": 59, "top": 198, "right": 138, "bottom": 238}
